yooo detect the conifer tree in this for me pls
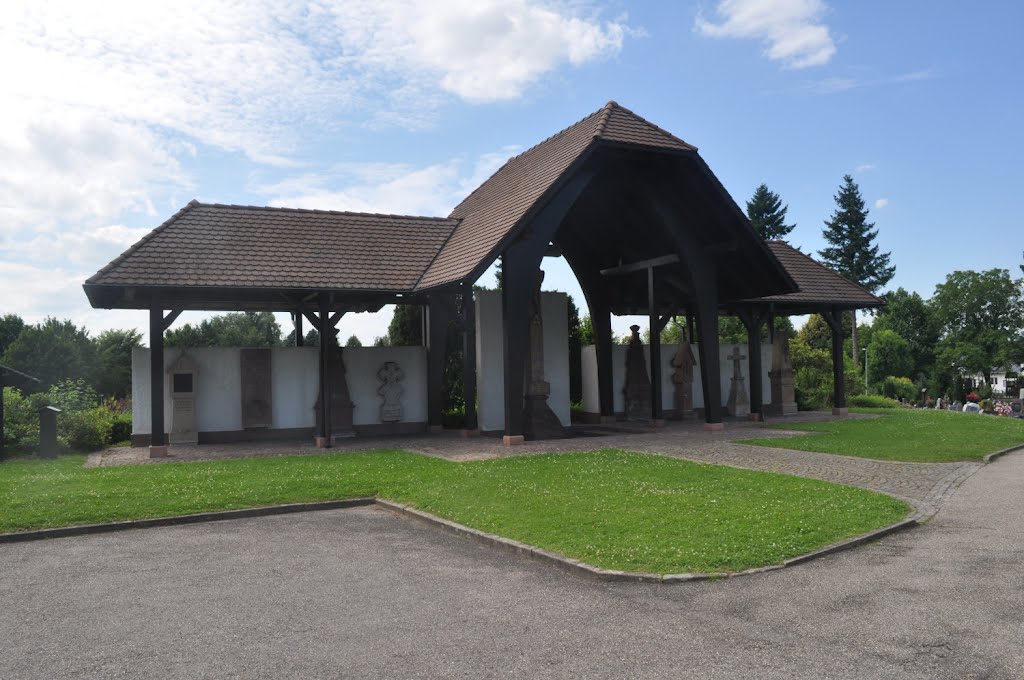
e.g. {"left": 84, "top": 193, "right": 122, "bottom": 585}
{"left": 819, "top": 175, "right": 895, "bottom": 363}
{"left": 746, "top": 183, "right": 795, "bottom": 241}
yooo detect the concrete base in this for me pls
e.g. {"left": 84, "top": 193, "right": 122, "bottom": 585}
{"left": 313, "top": 436, "right": 334, "bottom": 448}
{"left": 649, "top": 419, "right": 666, "bottom": 427}
{"left": 599, "top": 415, "right": 617, "bottom": 424}
{"left": 832, "top": 407, "right": 849, "bottom": 416}
{"left": 461, "top": 429, "right": 481, "bottom": 438}
{"left": 148, "top": 445, "right": 169, "bottom": 458}
{"left": 502, "top": 435, "right": 525, "bottom": 446}
{"left": 703, "top": 422, "right": 725, "bottom": 432}
{"left": 748, "top": 413, "right": 764, "bottom": 422}
{"left": 428, "top": 425, "right": 444, "bottom": 434}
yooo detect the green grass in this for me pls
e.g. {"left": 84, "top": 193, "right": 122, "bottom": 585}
{"left": 0, "top": 449, "right": 907, "bottom": 574}
{"left": 742, "top": 408, "right": 1024, "bottom": 462}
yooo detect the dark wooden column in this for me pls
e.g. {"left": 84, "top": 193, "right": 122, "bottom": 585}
{"left": 648, "top": 267, "right": 663, "bottom": 422}
{"left": 147, "top": 305, "right": 180, "bottom": 456}
{"left": 563, "top": 250, "right": 614, "bottom": 422}
{"left": 693, "top": 281, "right": 723, "bottom": 429}
{"left": 426, "top": 296, "right": 449, "bottom": 432}
{"left": 293, "top": 311, "right": 304, "bottom": 347}
{"left": 462, "top": 287, "right": 478, "bottom": 432}
{"left": 823, "top": 308, "right": 847, "bottom": 415}
{"left": 738, "top": 306, "right": 767, "bottom": 421}
{"left": 317, "top": 294, "right": 332, "bottom": 444}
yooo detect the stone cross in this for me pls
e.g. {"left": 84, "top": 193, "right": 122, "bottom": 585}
{"left": 727, "top": 346, "right": 746, "bottom": 380}
{"left": 377, "top": 361, "right": 404, "bottom": 423}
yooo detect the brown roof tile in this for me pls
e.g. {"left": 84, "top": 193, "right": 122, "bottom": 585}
{"left": 749, "top": 241, "right": 884, "bottom": 307}
{"left": 415, "top": 102, "right": 698, "bottom": 290}
{"left": 87, "top": 201, "right": 458, "bottom": 291}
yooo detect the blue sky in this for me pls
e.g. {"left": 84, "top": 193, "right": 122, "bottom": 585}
{"left": 2, "top": 0, "right": 1022, "bottom": 344}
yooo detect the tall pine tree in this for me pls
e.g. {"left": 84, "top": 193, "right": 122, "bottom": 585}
{"left": 746, "top": 183, "right": 795, "bottom": 241}
{"left": 819, "top": 175, "right": 895, "bottom": 363}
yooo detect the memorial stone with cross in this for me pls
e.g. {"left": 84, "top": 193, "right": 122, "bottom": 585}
{"left": 726, "top": 346, "right": 750, "bottom": 418}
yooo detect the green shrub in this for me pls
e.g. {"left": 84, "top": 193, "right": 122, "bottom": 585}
{"left": 44, "top": 379, "right": 100, "bottom": 411}
{"left": 2, "top": 386, "right": 46, "bottom": 450}
{"left": 59, "top": 407, "right": 114, "bottom": 452}
{"left": 849, "top": 394, "right": 905, "bottom": 409}
{"left": 880, "top": 376, "right": 917, "bottom": 402}
{"left": 110, "top": 411, "right": 132, "bottom": 444}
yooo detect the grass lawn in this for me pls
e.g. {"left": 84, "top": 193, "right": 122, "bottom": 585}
{"left": 0, "top": 449, "right": 908, "bottom": 574}
{"left": 742, "top": 408, "right": 1024, "bottom": 462}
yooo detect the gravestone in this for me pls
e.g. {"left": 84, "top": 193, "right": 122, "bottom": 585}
{"left": 1010, "top": 400, "right": 1022, "bottom": 418}
{"left": 377, "top": 361, "right": 405, "bottom": 423}
{"left": 315, "top": 349, "right": 355, "bottom": 437}
{"left": 767, "top": 334, "right": 797, "bottom": 415}
{"left": 726, "top": 346, "right": 750, "bottom": 418}
{"left": 963, "top": 402, "right": 981, "bottom": 414}
{"left": 950, "top": 401, "right": 962, "bottom": 411}
{"left": 623, "top": 325, "right": 652, "bottom": 421}
{"left": 240, "top": 348, "right": 272, "bottom": 429}
{"left": 670, "top": 336, "right": 696, "bottom": 420}
{"left": 522, "top": 271, "right": 565, "bottom": 439}
{"left": 168, "top": 353, "right": 198, "bottom": 445}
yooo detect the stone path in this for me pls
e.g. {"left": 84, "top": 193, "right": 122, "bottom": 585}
{"left": 88, "top": 412, "right": 982, "bottom": 516}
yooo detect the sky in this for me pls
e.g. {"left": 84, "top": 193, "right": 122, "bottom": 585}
{"left": 2, "top": 0, "right": 1022, "bottom": 345}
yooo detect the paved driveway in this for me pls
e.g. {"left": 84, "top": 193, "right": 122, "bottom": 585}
{"left": 2, "top": 452, "right": 1021, "bottom": 679}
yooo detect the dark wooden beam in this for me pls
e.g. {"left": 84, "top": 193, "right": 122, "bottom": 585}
{"left": 600, "top": 254, "right": 679, "bottom": 276}
{"left": 738, "top": 306, "right": 768, "bottom": 420}
{"left": 293, "top": 311, "right": 304, "bottom": 346}
{"left": 462, "top": 287, "right": 478, "bottom": 431}
{"left": 822, "top": 308, "right": 847, "bottom": 414}
{"left": 317, "top": 293, "right": 332, "bottom": 443}
{"left": 426, "top": 296, "right": 450, "bottom": 430}
{"left": 162, "top": 309, "right": 182, "bottom": 331}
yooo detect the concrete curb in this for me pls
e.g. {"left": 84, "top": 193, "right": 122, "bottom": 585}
{"left": 983, "top": 443, "right": 1024, "bottom": 463}
{"left": 0, "top": 498, "right": 375, "bottom": 544}
{"left": 0, "top": 496, "right": 921, "bottom": 583}
{"left": 374, "top": 499, "right": 920, "bottom": 584}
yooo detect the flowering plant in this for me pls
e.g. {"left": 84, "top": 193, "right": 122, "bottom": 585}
{"left": 966, "top": 392, "right": 980, "bottom": 403}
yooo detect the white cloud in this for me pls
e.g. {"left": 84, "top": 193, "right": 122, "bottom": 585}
{"left": 874, "top": 198, "right": 889, "bottom": 209}
{"left": 696, "top": 0, "right": 835, "bottom": 69}
{"left": 259, "top": 147, "right": 520, "bottom": 217}
{"left": 855, "top": 163, "right": 876, "bottom": 174}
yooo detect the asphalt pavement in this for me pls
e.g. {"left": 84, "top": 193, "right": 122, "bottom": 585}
{"left": 1, "top": 452, "right": 1022, "bottom": 679}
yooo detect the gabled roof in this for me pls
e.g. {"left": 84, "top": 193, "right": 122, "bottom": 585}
{"left": 86, "top": 201, "right": 458, "bottom": 292}
{"left": 746, "top": 241, "right": 884, "bottom": 309}
{"left": 417, "top": 101, "right": 697, "bottom": 289}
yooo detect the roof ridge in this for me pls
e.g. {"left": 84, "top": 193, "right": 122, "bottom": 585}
{"left": 593, "top": 100, "right": 617, "bottom": 138}
{"left": 448, "top": 105, "right": 607, "bottom": 219}
{"left": 85, "top": 200, "right": 201, "bottom": 284}
{"left": 598, "top": 102, "right": 698, "bottom": 152}
{"left": 193, "top": 201, "right": 455, "bottom": 222}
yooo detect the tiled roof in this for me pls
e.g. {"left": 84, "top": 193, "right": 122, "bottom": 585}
{"left": 87, "top": 202, "right": 458, "bottom": 291}
{"left": 750, "top": 241, "right": 884, "bottom": 307}
{"left": 416, "top": 102, "right": 696, "bottom": 289}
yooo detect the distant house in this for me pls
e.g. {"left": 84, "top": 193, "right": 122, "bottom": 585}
{"left": 967, "top": 364, "right": 1021, "bottom": 396}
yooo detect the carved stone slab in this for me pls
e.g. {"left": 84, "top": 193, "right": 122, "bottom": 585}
{"left": 241, "top": 348, "right": 273, "bottom": 429}
{"left": 670, "top": 340, "right": 696, "bottom": 420}
{"left": 726, "top": 346, "right": 750, "bottom": 418}
{"left": 315, "top": 348, "right": 355, "bottom": 436}
{"left": 377, "top": 361, "right": 404, "bottom": 423}
{"left": 767, "top": 334, "right": 797, "bottom": 415}
{"left": 623, "top": 325, "right": 652, "bottom": 420}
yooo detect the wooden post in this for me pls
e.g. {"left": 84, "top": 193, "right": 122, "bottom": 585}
{"left": 462, "top": 288, "right": 478, "bottom": 432}
{"left": 426, "top": 297, "right": 448, "bottom": 432}
{"left": 317, "top": 294, "right": 332, "bottom": 445}
{"left": 739, "top": 307, "right": 766, "bottom": 421}
{"left": 648, "top": 266, "right": 662, "bottom": 422}
{"left": 823, "top": 308, "right": 847, "bottom": 415}
{"left": 694, "top": 283, "right": 723, "bottom": 430}
{"left": 149, "top": 304, "right": 167, "bottom": 456}
{"left": 294, "top": 311, "right": 304, "bottom": 347}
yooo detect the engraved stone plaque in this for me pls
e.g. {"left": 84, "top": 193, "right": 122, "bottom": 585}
{"left": 241, "top": 348, "right": 273, "bottom": 429}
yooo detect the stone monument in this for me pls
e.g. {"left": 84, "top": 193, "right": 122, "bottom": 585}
{"left": 240, "top": 348, "right": 272, "bottom": 429}
{"left": 670, "top": 333, "right": 696, "bottom": 420}
{"left": 315, "top": 348, "right": 355, "bottom": 438}
{"left": 521, "top": 271, "right": 565, "bottom": 439}
{"left": 168, "top": 352, "right": 198, "bottom": 445}
{"left": 767, "top": 333, "right": 797, "bottom": 415}
{"left": 377, "top": 361, "right": 405, "bottom": 423}
{"left": 623, "top": 325, "right": 652, "bottom": 421}
{"left": 726, "top": 346, "right": 750, "bottom": 418}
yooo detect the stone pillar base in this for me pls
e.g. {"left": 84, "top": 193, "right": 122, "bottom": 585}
{"left": 703, "top": 422, "right": 725, "bottom": 432}
{"left": 649, "top": 419, "right": 666, "bottom": 427}
{"left": 832, "top": 407, "right": 849, "bottom": 416}
{"left": 148, "top": 445, "right": 169, "bottom": 458}
{"left": 428, "top": 425, "right": 444, "bottom": 434}
{"left": 313, "top": 436, "right": 334, "bottom": 448}
{"left": 461, "top": 429, "right": 481, "bottom": 438}
{"left": 502, "top": 435, "right": 525, "bottom": 446}
{"left": 748, "top": 413, "right": 763, "bottom": 422}
{"left": 599, "top": 415, "right": 617, "bottom": 424}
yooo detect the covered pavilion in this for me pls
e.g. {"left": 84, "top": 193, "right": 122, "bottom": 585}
{"left": 85, "top": 102, "right": 882, "bottom": 456}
